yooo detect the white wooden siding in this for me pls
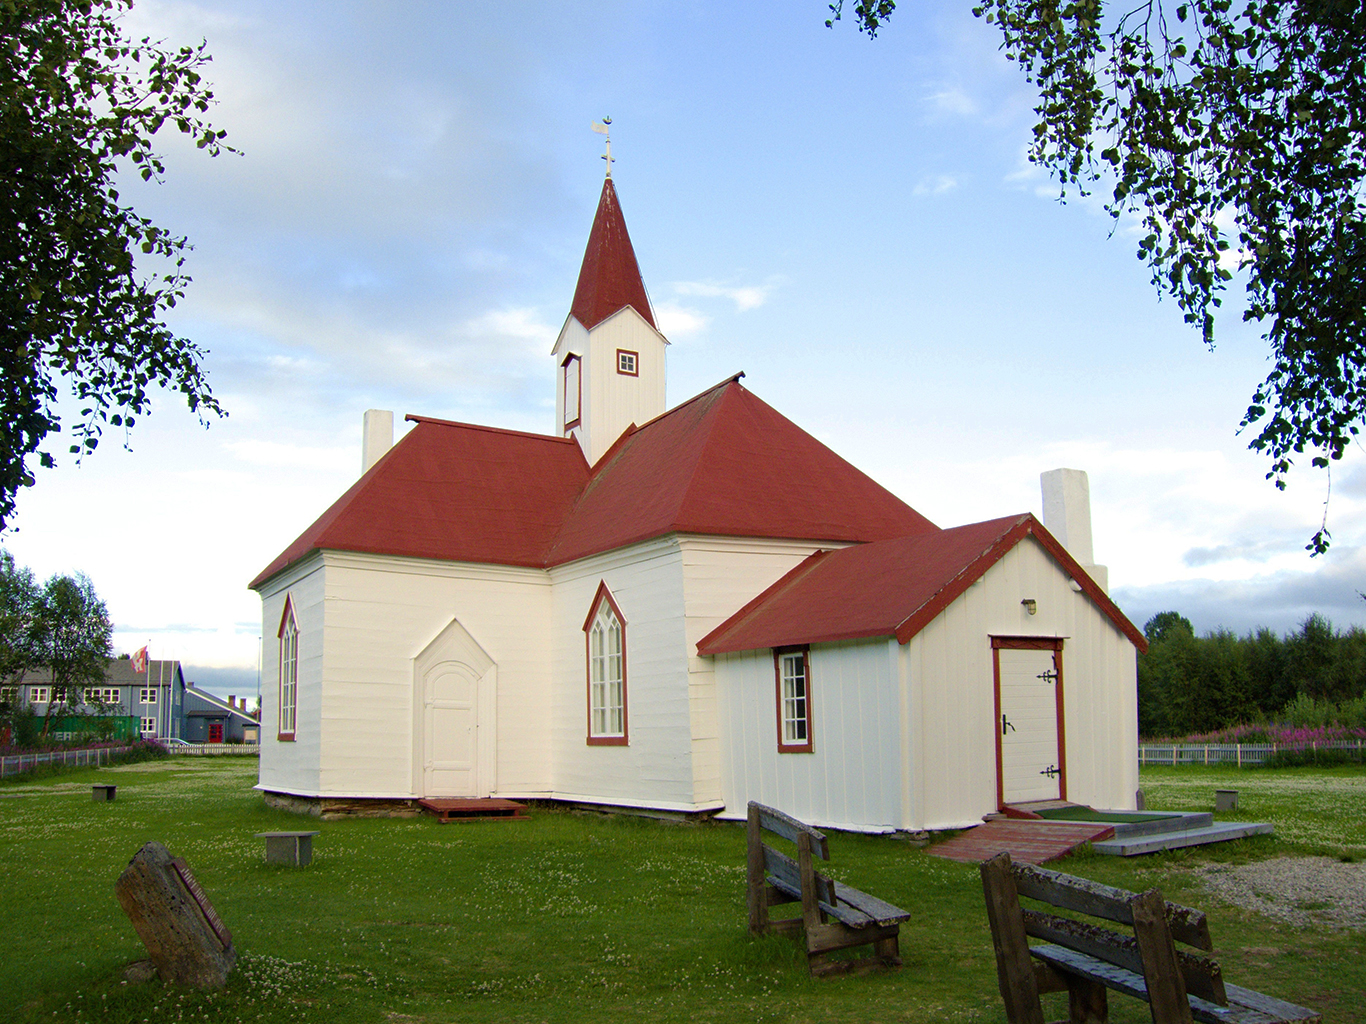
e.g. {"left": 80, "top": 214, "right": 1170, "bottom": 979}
{"left": 547, "top": 537, "right": 702, "bottom": 808}
{"left": 904, "top": 536, "right": 1137, "bottom": 830}
{"left": 715, "top": 638, "right": 901, "bottom": 832}
{"left": 256, "top": 554, "right": 325, "bottom": 797}
{"left": 308, "top": 552, "right": 553, "bottom": 799}
{"left": 678, "top": 536, "right": 839, "bottom": 807}
{"left": 551, "top": 307, "right": 668, "bottom": 465}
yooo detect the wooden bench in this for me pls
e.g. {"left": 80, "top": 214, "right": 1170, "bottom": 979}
{"left": 745, "top": 801, "right": 911, "bottom": 976}
{"left": 980, "top": 851, "right": 1320, "bottom": 1024}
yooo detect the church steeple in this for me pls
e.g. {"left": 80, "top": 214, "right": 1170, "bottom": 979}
{"left": 553, "top": 131, "right": 668, "bottom": 466}
{"left": 570, "top": 176, "right": 656, "bottom": 331}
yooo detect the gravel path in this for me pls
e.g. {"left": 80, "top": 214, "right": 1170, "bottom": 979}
{"left": 1196, "top": 856, "right": 1366, "bottom": 929}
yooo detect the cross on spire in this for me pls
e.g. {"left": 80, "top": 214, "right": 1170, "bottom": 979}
{"left": 592, "top": 117, "right": 613, "bottom": 178}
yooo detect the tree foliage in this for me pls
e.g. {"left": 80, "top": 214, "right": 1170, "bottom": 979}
{"left": 1137, "top": 609, "right": 1366, "bottom": 735}
{"left": 829, "top": 0, "right": 1366, "bottom": 552}
{"left": 32, "top": 571, "right": 114, "bottom": 735}
{"left": 0, "top": 550, "right": 113, "bottom": 738}
{"left": 0, "top": 0, "right": 232, "bottom": 528}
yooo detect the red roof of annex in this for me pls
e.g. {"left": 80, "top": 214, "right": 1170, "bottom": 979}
{"left": 696, "top": 514, "right": 1147, "bottom": 654}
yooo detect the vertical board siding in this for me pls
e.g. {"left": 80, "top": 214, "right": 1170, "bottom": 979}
{"left": 319, "top": 553, "right": 553, "bottom": 799}
{"left": 258, "top": 557, "right": 325, "bottom": 796}
{"left": 715, "top": 637, "right": 900, "bottom": 832}
{"left": 679, "top": 536, "right": 833, "bottom": 808}
{"left": 906, "top": 537, "right": 1137, "bottom": 830}
{"left": 548, "top": 538, "right": 698, "bottom": 808}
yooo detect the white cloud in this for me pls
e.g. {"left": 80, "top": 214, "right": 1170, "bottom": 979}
{"left": 224, "top": 439, "right": 353, "bottom": 471}
{"left": 913, "top": 174, "right": 959, "bottom": 196}
{"left": 671, "top": 277, "right": 781, "bottom": 312}
{"left": 654, "top": 303, "right": 711, "bottom": 337}
{"left": 926, "top": 87, "right": 978, "bottom": 117}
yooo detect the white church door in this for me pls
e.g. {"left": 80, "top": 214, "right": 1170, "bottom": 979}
{"left": 413, "top": 617, "right": 496, "bottom": 799}
{"left": 993, "top": 638, "right": 1066, "bottom": 807}
{"left": 423, "top": 661, "right": 479, "bottom": 796}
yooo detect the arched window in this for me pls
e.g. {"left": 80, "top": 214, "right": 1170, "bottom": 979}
{"left": 584, "top": 583, "right": 627, "bottom": 745}
{"left": 278, "top": 597, "right": 298, "bottom": 740}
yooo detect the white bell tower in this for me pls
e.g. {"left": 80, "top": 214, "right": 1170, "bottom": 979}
{"left": 552, "top": 121, "right": 669, "bottom": 466}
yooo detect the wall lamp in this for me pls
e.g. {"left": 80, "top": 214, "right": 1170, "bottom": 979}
{"left": 1021, "top": 598, "right": 1038, "bottom": 615}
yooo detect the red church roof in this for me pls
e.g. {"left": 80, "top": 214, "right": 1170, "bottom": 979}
{"left": 570, "top": 177, "right": 656, "bottom": 330}
{"left": 696, "top": 514, "right": 1147, "bottom": 655}
{"left": 546, "top": 378, "right": 936, "bottom": 564}
{"left": 250, "top": 379, "right": 938, "bottom": 588}
{"left": 248, "top": 420, "right": 590, "bottom": 588}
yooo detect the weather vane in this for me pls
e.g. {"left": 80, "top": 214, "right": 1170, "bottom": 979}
{"left": 592, "top": 117, "right": 613, "bottom": 178}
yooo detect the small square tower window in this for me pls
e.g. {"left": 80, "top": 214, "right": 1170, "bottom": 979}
{"left": 616, "top": 349, "right": 638, "bottom": 376}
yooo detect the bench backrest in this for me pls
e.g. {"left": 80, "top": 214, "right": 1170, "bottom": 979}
{"left": 982, "top": 852, "right": 1226, "bottom": 1014}
{"left": 747, "top": 801, "right": 836, "bottom": 907}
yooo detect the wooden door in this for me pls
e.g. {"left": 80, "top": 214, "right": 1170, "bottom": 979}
{"left": 423, "top": 661, "right": 479, "bottom": 796}
{"left": 994, "top": 641, "right": 1065, "bottom": 806}
{"left": 208, "top": 722, "right": 224, "bottom": 743}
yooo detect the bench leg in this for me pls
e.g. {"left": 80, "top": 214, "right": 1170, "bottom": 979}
{"left": 746, "top": 805, "right": 769, "bottom": 934}
{"left": 874, "top": 932, "right": 901, "bottom": 966}
{"left": 1066, "top": 977, "right": 1108, "bottom": 1024}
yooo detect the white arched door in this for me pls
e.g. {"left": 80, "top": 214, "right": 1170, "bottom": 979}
{"left": 413, "top": 617, "right": 496, "bottom": 798}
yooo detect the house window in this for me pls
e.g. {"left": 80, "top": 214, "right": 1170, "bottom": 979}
{"left": 141, "top": 717, "right": 157, "bottom": 737}
{"left": 616, "top": 349, "right": 638, "bottom": 376}
{"left": 562, "top": 354, "right": 581, "bottom": 429}
{"left": 140, "top": 688, "right": 157, "bottom": 704}
{"left": 278, "top": 598, "right": 298, "bottom": 740}
{"left": 84, "top": 687, "right": 120, "bottom": 705}
{"left": 774, "top": 646, "right": 813, "bottom": 753}
{"left": 29, "top": 687, "right": 48, "bottom": 704}
{"left": 584, "top": 583, "right": 627, "bottom": 745}
{"left": 0, "top": 687, "right": 17, "bottom": 704}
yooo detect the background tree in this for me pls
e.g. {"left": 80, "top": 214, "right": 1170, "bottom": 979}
{"left": 0, "top": 0, "right": 232, "bottom": 528}
{"left": 829, "top": 0, "right": 1366, "bottom": 552}
{"left": 31, "top": 572, "right": 113, "bottom": 738}
{"left": 0, "top": 549, "right": 41, "bottom": 686}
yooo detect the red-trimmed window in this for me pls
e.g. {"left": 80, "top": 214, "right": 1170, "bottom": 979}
{"left": 562, "top": 353, "right": 582, "bottom": 429}
{"left": 278, "top": 598, "right": 298, "bottom": 741}
{"left": 774, "top": 646, "right": 813, "bottom": 753}
{"left": 616, "top": 349, "right": 638, "bottom": 376}
{"left": 584, "top": 583, "right": 627, "bottom": 745}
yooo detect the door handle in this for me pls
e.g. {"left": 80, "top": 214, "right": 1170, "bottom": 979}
{"left": 1040, "top": 764, "right": 1059, "bottom": 778}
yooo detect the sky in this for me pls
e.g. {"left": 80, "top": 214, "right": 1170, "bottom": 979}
{"left": 8, "top": 0, "right": 1366, "bottom": 700}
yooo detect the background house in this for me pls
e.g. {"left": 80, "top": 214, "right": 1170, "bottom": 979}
{"left": 7, "top": 660, "right": 260, "bottom": 744}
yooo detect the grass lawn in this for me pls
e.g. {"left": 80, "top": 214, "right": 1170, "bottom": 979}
{"left": 1, "top": 759, "right": 1361, "bottom": 1024}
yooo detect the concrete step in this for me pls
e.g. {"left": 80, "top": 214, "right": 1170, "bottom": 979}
{"left": 1110, "top": 812, "right": 1213, "bottom": 837}
{"left": 1091, "top": 821, "right": 1274, "bottom": 857}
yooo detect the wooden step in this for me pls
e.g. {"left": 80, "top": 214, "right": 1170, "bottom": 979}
{"left": 418, "top": 798, "right": 528, "bottom": 823}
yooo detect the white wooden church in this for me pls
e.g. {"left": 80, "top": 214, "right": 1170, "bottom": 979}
{"left": 251, "top": 158, "right": 1147, "bottom": 833}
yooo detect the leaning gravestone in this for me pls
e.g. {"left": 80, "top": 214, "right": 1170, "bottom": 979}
{"left": 114, "top": 841, "right": 236, "bottom": 988}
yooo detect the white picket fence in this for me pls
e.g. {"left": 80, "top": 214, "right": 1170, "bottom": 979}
{"left": 0, "top": 744, "right": 135, "bottom": 778}
{"left": 166, "top": 743, "right": 260, "bottom": 756}
{"left": 1139, "top": 739, "right": 1365, "bottom": 766}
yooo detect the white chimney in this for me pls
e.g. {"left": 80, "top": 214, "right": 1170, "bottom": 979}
{"left": 362, "top": 409, "right": 394, "bottom": 474}
{"left": 1041, "top": 468, "right": 1108, "bottom": 593}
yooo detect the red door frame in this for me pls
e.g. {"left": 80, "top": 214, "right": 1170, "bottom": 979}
{"left": 991, "top": 636, "right": 1067, "bottom": 810}
{"left": 208, "top": 722, "right": 224, "bottom": 744}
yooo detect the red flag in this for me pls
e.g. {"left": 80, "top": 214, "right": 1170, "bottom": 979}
{"left": 132, "top": 646, "right": 148, "bottom": 674}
